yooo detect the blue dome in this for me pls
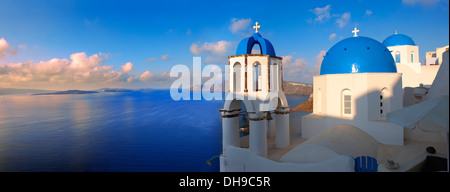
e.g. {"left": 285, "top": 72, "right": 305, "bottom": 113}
{"left": 382, "top": 34, "right": 416, "bottom": 47}
{"left": 320, "top": 36, "right": 397, "bottom": 75}
{"left": 236, "top": 33, "right": 276, "bottom": 56}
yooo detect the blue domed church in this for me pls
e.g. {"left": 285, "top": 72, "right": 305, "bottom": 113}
{"left": 218, "top": 26, "right": 447, "bottom": 172}
{"left": 382, "top": 31, "right": 440, "bottom": 88}
{"left": 302, "top": 29, "right": 405, "bottom": 145}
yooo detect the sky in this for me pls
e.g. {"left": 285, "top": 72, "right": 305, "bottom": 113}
{"left": 0, "top": 0, "right": 449, "bottom": 90}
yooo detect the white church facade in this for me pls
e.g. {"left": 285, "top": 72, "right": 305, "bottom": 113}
{"left": 302, "top": 30, "right": 404, "bottom": 145}
{"left": 382, "top": 31, "right": 441, "bottom": 88}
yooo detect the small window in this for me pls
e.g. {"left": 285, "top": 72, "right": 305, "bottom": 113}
{"left": 411, "top": 52, "right": 414, "bottom": 63}
{"left": 344, "top": 95, "right": 351, "bottom": 115}
{"left": 395, "top": 52, "right": 401, "bottom": 63}
{"left": 233, "top": 63, "right": 242, "bottom": 92}
{"left": 342, "top": 89, "right": 352, "bottom": 116}
{"left": 253, "top": 62, "right": 262, "bottom": 91}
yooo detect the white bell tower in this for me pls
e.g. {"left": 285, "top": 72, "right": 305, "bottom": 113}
{"left": 220, "top": 22, "right": 290, "bottom": 160}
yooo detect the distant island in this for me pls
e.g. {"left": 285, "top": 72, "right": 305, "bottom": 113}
{"left": 189, "top": 81, "right": 313, "bottom": 96}
{"left": 99, "top": 88, "right": 134, "bottom": 92}
{"left": 0, "top": 88, "right": 58, "bottom": 95}
{"left": 32, "top": 90, "right": 99, "bottom": 95}
{"left": 0, "top": 88, "right": 147, "bottom": 95}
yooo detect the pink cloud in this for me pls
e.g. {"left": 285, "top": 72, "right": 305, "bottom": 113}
{"left": 190, "top": 41, "right": 231, "bottom": 56}
{"left": 139, "top": 70, "right": 154, "bottom": 82}
{"left": 121, "top": 62, "right": 133, "bottom": 73}
{"left": 0, "top": 50, "right": 134, "bottom": 89}
{"left": 0, "top": 37, "right": 17, "bottom": 59}
{"left": 229, "top": 18, "right": 252, "bottom": 34}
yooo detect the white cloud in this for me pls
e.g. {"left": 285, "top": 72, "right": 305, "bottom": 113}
{"left": 190, "top": 41, "right": 232, "bottom": 56}
{"left": 229, "top": 18, "right": 252, "bottom": 34}
{"left": 121, "top": 62, "right": 133, "bottom": 73}
{"left": 281, "top": 51, "right": 328, "bottom": 83}
{"left": 365, "top": 9, "right": 373, "bottom": 17}
{"left": 336, "top": 12, "right": 351, "bottom": 29}
{"left": 329, "top": 33, "right": 337, "bottom": 41}
{"left": 69, "top": 52, "right": 104, "bottom": 70}
{"left": 309, "top": 5, "right": 352, "bottom": 29}
{"left": 282, "top": 55, "right": 308, "bottom": 78}
{"left": 311, "top": 5, "right": 332, "bottom": 22}
{"left": 190, "top": 41, "right": 232, "bottom": 64}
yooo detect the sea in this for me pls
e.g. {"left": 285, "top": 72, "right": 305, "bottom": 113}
{"left": 0, "top": 90, "right": 308, "bottom": 172}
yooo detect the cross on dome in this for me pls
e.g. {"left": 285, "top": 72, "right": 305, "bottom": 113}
{"left": 253, "top": 22, "right": 261, "bottom": 33}
{"left": 395, "top": 29, "right": 398, "bottom": 34}
{"left": 352, "top": 27, "right": 360, "bottom": 37}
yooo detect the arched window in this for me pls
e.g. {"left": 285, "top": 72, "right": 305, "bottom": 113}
{"left": 233, "top": 62, "right": 242, "bottom": 92}
{"left": 342, "top": 89, "right": 352, "bottom": 116}
{"left": 271, "top": 63, "right": 278, "bottom": 91}
{"left": 251, "top": 44, "right": 261, "bottom": 54}
{"left": 253, "top": 62, "right": 262, "bottom": 91}
{"left": 395, "top": 52, "right": 401, "bottom": 63}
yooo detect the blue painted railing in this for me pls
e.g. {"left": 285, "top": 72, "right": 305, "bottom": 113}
{"left": 355, "top": 156, "right": 378, "bottom": 172}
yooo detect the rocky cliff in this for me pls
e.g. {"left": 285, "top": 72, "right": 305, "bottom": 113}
{"left": 282, "top": 81, "right": 313, "bottom": 96}
{"left": 291, "top": 93, "right": 313, "bottom": 112}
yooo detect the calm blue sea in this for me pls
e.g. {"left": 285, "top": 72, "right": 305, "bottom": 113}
{"left": 0, "top": 90, "right": 308, "bottom": 172}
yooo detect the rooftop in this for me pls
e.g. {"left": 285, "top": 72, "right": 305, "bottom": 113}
{"left": 383, "top": 33, "right": 416, "bottom": 47}
{"left": 320, "top": 36, "right": 397, "bottom": 75}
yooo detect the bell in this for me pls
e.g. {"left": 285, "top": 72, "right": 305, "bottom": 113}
{"left": 266, "top": 111, "right": 273, "bottom": 121}
{"left": 240, "top": 114, "right": 249, "bottom": 128}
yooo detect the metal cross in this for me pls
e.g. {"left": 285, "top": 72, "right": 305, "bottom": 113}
{"left": 352, "top": 27, "right": 360, "bottom": 37}
{"left": 253, "top": 22, "right": 261, "bottom": 33}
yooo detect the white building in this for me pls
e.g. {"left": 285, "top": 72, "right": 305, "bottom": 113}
{"left": 302, "top": 30, "right": 405, "bottom": 145}
{"left": 220, "top": 22, "right": 290, "bottom": 160}
{"left": 219, "top": 26, "right": 447, "bottom": 172}
{"left": 382, "top": 32, "right": 440, "bottom": 88}
{"left": 219, "top": 24, "right": 357, "bottom": 172}
{"left": 425, "top": 45, "right": 449, "bottom": 65}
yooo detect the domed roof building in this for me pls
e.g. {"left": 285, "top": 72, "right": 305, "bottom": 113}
{"left": 236, "top": 32, "right": 277, "bottom": 56}
{"left": 382, "top": 33, "right": 416, "bottom": 47}
{"left": 320, "top": 36, "right": 397, "bottom": 75}
{"left": 302, "top": 28, "right": 404, "bottom": 145}
{"left": 382, "top": 31, "right": 440, "bottom": 89}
